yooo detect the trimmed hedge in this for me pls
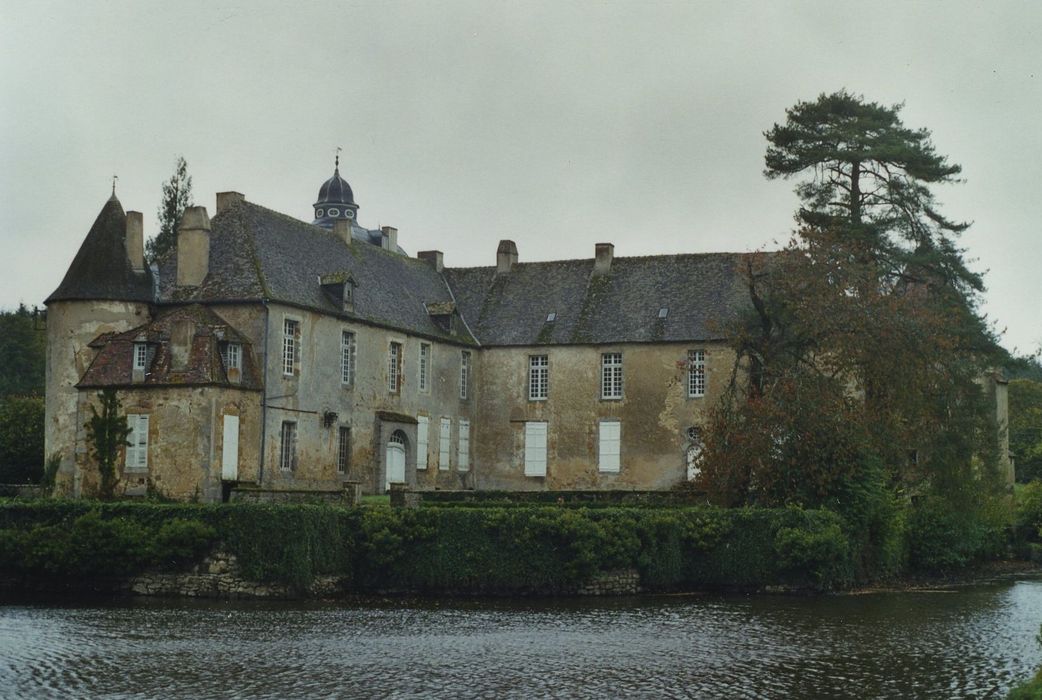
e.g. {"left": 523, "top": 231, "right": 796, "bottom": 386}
{"left": 0, "top": 501, "right": 854, "bottom": 594}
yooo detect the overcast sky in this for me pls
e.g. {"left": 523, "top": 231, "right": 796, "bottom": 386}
{"left": 1, "top": 0, "right": 1039, "bottom": 354}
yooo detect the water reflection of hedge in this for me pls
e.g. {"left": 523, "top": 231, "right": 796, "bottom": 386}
{"left": 0, "top": 501, "right": 857, "bottom": 593}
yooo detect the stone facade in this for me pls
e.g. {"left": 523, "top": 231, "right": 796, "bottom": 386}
{"left": 44, "top": 167, "right": 754, "bottom": 502}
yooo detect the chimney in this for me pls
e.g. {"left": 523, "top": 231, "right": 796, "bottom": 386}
{"left": 216, "top": 191, "right": 245, "bottom": 214}
{"left": 594, "top": 242, "right": 614, "bottom": 275}
{"left": 496, "top": 240, "right": 518, "bottom": 273}
{"left": 381, "top": 226, "right": 398, "bottom": 252}
{"left": 176, "top": 206, "right": 211, "bottom": 287}
{"left": 333, "top": 218, "right": 352, "bottom": 246}
{"left": 125, "top": 211, "right": 144, "bottom": 273}
{"left": 417, "top": 250, "right": 444, "bottom": 273}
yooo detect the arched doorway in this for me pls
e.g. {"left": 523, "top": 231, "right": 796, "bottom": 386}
{"left": 385, "top": 430, "right": 407, "bottom": 491}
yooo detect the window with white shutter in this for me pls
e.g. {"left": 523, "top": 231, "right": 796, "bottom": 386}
{"left": 598, "top": 420, "right": 621, "bottom": 473}
{"left": 439, "top": 417, "right": 451, "bottom": 470}
{"left": 125, "top": 414, "right": 149, "bottom": 470}
{"left": 459, "top": 419, "right": 470, "bottom": 471}
{"left": 524, "top": 422, "right": 547, "bottom": 477}
{"left": 416, "top": 416, "right": 429, "bottom": 470}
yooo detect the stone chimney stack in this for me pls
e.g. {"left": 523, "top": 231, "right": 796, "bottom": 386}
{"left": 496, "top": 240, "right": 518, "bottom": 273}
{"left": 125, "top": 211, "right": 144, "bottom": 273}
{"left": 417, "top": 250, "right": 444, "bottom": 273}
{"left": 381, "top": 226, "right": 398, "bottom": 252}
{"left": 216, "top": 191, "right": 245, "bottom": 214}
{"left": 594, "top": 242, "right": 614, "bottom": 275}
{"left": 333, "top": 219, "right": 352, "bottom": 246}
{"left": 176, "top": 206, "right": 211, "bottom": 287}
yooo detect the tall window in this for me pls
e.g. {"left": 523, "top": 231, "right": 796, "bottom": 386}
{"left": 439, "top": 417, "right": 451, "bottom": 470}
{"left": 598, "top": 420, "right": 621, "bottom": 473}
{"left": 419, "top": 343, "right": 431, "bottom": 393}
{"left": 125, "top": 414, "right": 149, "bottom": 469}
{"left": 460, "top": 351, "right": 471, "bottom": 399}
{"left": 388, "top": 342, "right": 402, "bottom": 393}
{"left": 341, "top": 331, "right": 356, "bottom": 386}
{"left": 222, "top": 342, "right": 242, "bottom": 372}
{"left": 337, "top": 426, "right": 351, "bottom": 473}
{"left": 688, "top": 349, "right": 706, "bottom": 398}
{"left": 601, "top": 352, "right": 623, "bottom": 399}
{"left": 133, "top": 343, "right": 148, "bottom": 371}
{"left": 529, "top": 355, "right": 548, "bottom": 400}
{"left": 279, "top": 421, "right": 297, "bottom": 471}
{"left": 417, "top": 416, "right": 429, "bottom": 470}
{"left": 459, "top": 419, "right": 470, "bottom": 471}
{"left": 524, "top": 421, "right": 547, "bottom": 477}
{"left": 282, "top": 319, "right": 300, "bottom": 376}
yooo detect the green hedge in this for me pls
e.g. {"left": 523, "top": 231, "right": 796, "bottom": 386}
{"left": 0, "top": 501, "right": 854, "bottom": 594}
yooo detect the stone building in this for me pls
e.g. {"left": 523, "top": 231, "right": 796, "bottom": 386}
{"left": 41, "top": 164, "right": 837, "bottom": 500}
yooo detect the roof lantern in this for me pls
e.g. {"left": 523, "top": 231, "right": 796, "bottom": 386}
{"left": 312, "top": 151, "right": 359, "bottom": 229}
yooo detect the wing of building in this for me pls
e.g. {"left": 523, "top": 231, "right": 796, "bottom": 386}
{"left": 44, "top": 165, "right": 758, "bottom": 501}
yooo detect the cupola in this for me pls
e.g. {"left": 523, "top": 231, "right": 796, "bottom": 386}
{"left": 312, "top": 153, "right": 359, "bottom": 229}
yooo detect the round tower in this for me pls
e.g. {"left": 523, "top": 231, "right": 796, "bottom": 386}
{"left": 44, "top": 193, "right": 154, "bottom": 496}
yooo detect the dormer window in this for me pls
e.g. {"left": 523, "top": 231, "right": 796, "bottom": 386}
{"left": 222, "top": 342, "right": 242, "bottom": 372}
{"left": 133, "top": 343, "right": 148, "bottom": 371}
{"left": 658, "top": 307, "right": 669, "bottom": 319}
{"left": 546, "top": 312, "right": 557, "bottom": 322}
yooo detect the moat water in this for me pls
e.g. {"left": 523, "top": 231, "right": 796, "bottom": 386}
{"left": 2, "top": 578, "right": 1041, "bottom": 699}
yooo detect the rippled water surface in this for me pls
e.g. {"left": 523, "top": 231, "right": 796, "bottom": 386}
{"left": 2, "top": 579, "right": 1041, "bottom": 699}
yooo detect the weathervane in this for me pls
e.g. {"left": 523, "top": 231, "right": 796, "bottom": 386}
{"left": 111, "top": 174, "right": 118, "bottom": 195}
{"left": 335, "top": 146, "right": 342, "bottom": 169}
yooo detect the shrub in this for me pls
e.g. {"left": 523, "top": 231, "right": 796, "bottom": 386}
{"left": 905, "top": 497, "right": 1006, "bottom": 573}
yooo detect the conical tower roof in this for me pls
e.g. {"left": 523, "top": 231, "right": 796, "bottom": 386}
{"left": 46, "top": 195, "right": 154, "bottom": 304}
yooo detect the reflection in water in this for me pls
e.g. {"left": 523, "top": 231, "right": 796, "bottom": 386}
{"left": 1, "top": 579, "right": 1041, "bottom": 699}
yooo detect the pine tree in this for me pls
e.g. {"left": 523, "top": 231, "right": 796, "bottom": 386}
{"left": 146, "top": 156, "right": 193, "bottom": 263}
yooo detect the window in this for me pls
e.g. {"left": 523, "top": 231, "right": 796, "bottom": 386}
{"left": 546, "top": 312, "right": 557, "bottom": 322}
{"left": 460, "top": 351, "right": 471, "bottom": 399}
{"left": 388, "top": 342, "right": 402, "bottom": 393}
{"left": 316, "top": 208, "right": 324, "bottom": 218}
{"left": 341, "top": 331, "right": 356, "bottom": 386}
{"left": 601, "top": 352, "right": 623, "bottom": 399}
{"left": 459, "top": 419, "right": 470, "bottom": 471}
{"left": 419, "top": 343, "right": 431, "bottom": 393}
{"left": 279, "top": 421, "right": 297, "bottom": 471}
{"left": 688, "top": 349, "right": 706, "bottom": 398}
{"left": 524, "top": 422, "right": 547, "bottom": 477}
{"left": 598, "top": 420, "right": 621, "bottom": 473}
{"left": 439, "top": 417, "right": 451, "bottom": 470}
{"left": 337, "top": 426, "right": 351, "bottom": 474}
{"left": 222, "top": 342, "right": 242, "bottom": 372}
{"left": 328, "top": 207, "right": 340, "bottom": 217}
{"left": 125, "top": 414, "right": 149, "bottom": 470}
{"left": 529, "top": 355, "right": 549, "bottom": 401}
{"left": 133, "top": 343, "right": 148, "bottom": 371}
{"left": 686, "top": 427, "right": 704, "bottom": 481}
{"left": 282, "top": 319, "right": 300, "bottom": 376}
{"left": 417, "top": 416, "right": 429, "bottom": 470}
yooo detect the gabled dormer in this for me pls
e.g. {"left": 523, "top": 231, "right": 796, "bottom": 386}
{"left": 320, "top": 272, "right": 357, "bottom": 314}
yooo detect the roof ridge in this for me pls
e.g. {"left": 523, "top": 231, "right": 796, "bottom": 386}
{"left": 445, "top": 250, "right": 770, "bottom": 272}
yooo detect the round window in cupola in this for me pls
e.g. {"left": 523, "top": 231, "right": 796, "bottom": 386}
{"left": 316, "top": 208, "right": 324, "bottom": 218}
{"left": 345, "top": 210, "right": 354, "bottom": 219}
{"left": 328, "top": 207, "right": 340, "bottom": 217}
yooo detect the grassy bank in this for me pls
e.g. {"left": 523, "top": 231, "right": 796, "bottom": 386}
{"left": 0, "top": 501, "right": 854, "bottom": 594}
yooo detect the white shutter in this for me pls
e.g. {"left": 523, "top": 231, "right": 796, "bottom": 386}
{"left": 417, "top": 416, "right": 429, "bottom": 470}
{"left": 524, "top": 422, "right": 547, "bottom": 477}
{"left": 439, "top": 418, "right": 451, "bottom": 470}
{"left": 127, "top": 414, "right": 149, "bottom": 470}
{"left": 459, "top": 419, "right": 470, "bottom": 471}
{"left": 222, "top": 415, "right": 239, "bottom": 480}
{"left": 598, "top": 421, "right": 621, "bottom": 473}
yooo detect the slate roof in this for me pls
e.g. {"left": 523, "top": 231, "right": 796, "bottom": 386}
{"left": 78, "top": 304, "right": 262, "bottom": 389}
{"left": 46, "top": 195, "right": 154, "bottom": 304}
{"left": 443, "top": 253, "right": 751, "bottom": 346}
{"left": 156, "top": 201, "right": 475, "bottom": 345}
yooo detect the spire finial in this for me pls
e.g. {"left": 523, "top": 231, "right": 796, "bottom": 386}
{"left": 111, "top": 174, "right": 118, "bottom": 195}
{"left": 335, "top": 146, "right": 342, "bottom": 170}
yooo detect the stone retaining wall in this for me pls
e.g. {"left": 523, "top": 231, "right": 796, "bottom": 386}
{"left": 575, "top": 569, "right": 642, "bottom": 596}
